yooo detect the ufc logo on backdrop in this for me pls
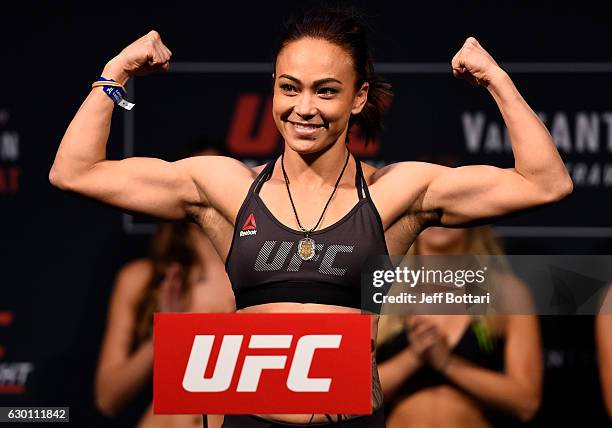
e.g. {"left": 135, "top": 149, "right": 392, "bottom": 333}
{"left": 154, "top": 313, "right": 371, "bottom": 414}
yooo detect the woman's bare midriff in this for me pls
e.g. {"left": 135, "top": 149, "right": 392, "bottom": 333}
{"left": 137, "top": 403, "right": 204, "bottom": 428}
{"left": 237, "top": 302, "right": 381, "bottom": 424}
{"left": 387, "top": 386, "right": 492, "bottom": 428}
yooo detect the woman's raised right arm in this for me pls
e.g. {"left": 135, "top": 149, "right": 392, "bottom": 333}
{"left": 49, "top": 31, "right": 204, "bottom": 220}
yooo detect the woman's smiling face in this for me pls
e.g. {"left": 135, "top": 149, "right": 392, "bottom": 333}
{"left": 273, "top": 37, "right": 368, "bottom": 154}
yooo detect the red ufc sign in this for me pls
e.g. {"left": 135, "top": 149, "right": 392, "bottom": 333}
{"left": 154, "top": 313, "right": 371, "bottom": 414}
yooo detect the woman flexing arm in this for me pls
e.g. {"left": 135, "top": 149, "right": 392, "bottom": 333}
{"left": 49, "top": 31, "right": 251, "bottom": 223}
{"left": 370, "top": 37, "right": 573, "bottom": 232}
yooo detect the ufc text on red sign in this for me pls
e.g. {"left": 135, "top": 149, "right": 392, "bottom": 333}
{"left": 154, "top": 313, "right": 372, "bottom": 414}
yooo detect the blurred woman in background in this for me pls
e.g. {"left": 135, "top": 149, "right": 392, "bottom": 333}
{"left": 94, "top": 145, "right": 234, "bottom": 428}
{"left": 377, "top": 226, "right": 542, "bottom": 427}
{"left": 95, "top": 220, "right": 234, "bottom": 428}
{"left": 596, "top": 286, "right": 612, "bottom": 419}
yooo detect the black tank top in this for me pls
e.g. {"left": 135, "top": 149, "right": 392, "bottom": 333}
{"left": 225, "top": 155, "right": 389, "bottom": 310}
{"left": 377, "top": 321, "right": 515, "bottom": 426}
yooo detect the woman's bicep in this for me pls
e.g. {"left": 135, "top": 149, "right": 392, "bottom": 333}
{"left": 54, "top": 156, "right": 205, "bottom": 220}
{"left": 370, "top": 162, "right": 561, "bottom": 228}
{"left": 422, "top": 165, "right": 564, "bottom": 227}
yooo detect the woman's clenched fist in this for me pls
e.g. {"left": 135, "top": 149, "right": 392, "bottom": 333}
{"left": 102, "top": 30, "right": 172, "bottom": 84}
{"left": 451, "top": 37, "right": 504, "bottom": 87}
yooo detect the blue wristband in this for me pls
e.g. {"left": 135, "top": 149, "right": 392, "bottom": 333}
{"left": 96, "top": 77, "right": 135, "bottom": 110}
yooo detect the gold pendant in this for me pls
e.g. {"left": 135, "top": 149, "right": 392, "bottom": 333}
{"left": 298, "top": 237, "right": 316, "bottom": 261}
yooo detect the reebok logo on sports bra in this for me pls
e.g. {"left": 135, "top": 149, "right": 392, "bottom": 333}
{"left": 240, "top": 213, "right": 257, "bottom": 237}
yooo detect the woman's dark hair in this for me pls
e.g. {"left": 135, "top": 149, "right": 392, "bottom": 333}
{"left": 273, "top": 5, "right": 393, "bottom": 145}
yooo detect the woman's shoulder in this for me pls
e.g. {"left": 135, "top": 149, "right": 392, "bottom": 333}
{"left": 186, "top": 155, "right": 260, "bottom": 184}
{"left": 116, "top": 258, "right": 153, "bottom": 280}
{"left": 364, "top": 160, "right": 443, "bottom": 187}
{"left": 599, "top": 285, "right": 612, "bottom": 314}
{"left": 252, "top": 162, "right": 268, "bottom": 175}
{"left": 112, "top": 258, "right": 154, "bottom": 305}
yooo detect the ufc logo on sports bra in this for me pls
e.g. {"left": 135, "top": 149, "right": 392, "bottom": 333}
{"left": 154, "top": 313, "right": 371, "bottom": 414}
{"left": 255, "top": 240, "right": 354, "bottom": 275}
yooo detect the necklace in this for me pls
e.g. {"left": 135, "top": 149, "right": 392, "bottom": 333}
{"left": 281, "top": 149, "right": 350, "bottom": 261}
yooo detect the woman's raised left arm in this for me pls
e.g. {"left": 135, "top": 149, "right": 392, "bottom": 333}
{"left": 374, "top": 37, "right": 572, "bottom": 227}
